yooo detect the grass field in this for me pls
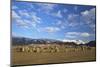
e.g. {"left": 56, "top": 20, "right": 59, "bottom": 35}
{"left": 11, "top": 45, "right": 96, "bottom": 66}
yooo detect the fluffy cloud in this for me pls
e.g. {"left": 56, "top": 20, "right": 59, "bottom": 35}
{"left": 65, "top": 35, "right": 77, "bottom": 38}
{"left": 65, "top": 8, "right": 95, "bottom": 29}
{"left": 65, "top": 32, "right": 91, "bottom": 38}
{"left": 67, "top": 14, "right": 80, "bottom": 27}
{"left": 18, "top": 10, "right": 30, "bottom": 17}
{"left": 52, "top": 10, "right": 63, "bottom": 18}
{"left": 44, "top": 4, "right": 56, "bottom": 10}
{"left": 15, "top": 19, "right": 31, "bottom": 29}
{"left": 81, "top": 8, "right": 96, "bottom": 31}
{"left": 66, "top": 32, "right": 79, "bottom": 35}
{"left": 12, "top": 5, "right": 18, "bottom": 10}
{"left": 12, "top": 11, "right": 20, "bottom": 19}
{"left": 40, "top": 3, "right": 56, "bottom": 10}
{"left": 12, "top": 10, "right": 42, "bottom": 30}
{"left": 81, "top": 8, "right": 95, "bottom": 18}
{"left": 43, "top": 27, "right": 60, "bottom": 33}
{"left": 31, "top": 13, "right": 41, "bottom": 24}
{"left": 68, "top": 23, "right": 79, "bottom": 27}
{"left": 12, "top": 32, "right": 17, "bottom": 37}
{"left": 81, "top": 32, "right": 90, "bottom": 37}
{"left": 36, "top": 3, "right": 63, "bottom": 18}
{"left": 67, "top": 14, "right": 78, "bottom": 20}
{"left": 12, "top": 31, "right": 32, "bottom": 38}
{"left": 90, "top": 24, "right": 95, "bottom": 31}
{"left": 54, "top": 14, "right": 79, "bottom": 29}
{"left": 54, "top": 19, "right": 67, "bottom": 29}
{"left": 12, "top": 32, "right": 23, "bottom": 37}
{"left": 36, "top": 3, "right": 56, "bottom": 14}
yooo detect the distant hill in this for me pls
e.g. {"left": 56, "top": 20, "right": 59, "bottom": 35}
{"left": 79, "top": 41, "right": 96, "bottom": 47}
{"left": 12, "top": 37, "right": 63, "bottom": 46}
{"left": 86, "top": 41, "right": 96, "bottom": 47}
{"left": 12, "top": 37, "right": 96, "bottom": 47}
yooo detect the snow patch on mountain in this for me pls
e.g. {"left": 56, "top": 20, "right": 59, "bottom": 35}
{"left": 62, "top": 39, "right": 87, "bottom": 44}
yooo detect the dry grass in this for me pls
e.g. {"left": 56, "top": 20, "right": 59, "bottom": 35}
{"left": 11, "top": 45, "right": 96, "bottom": 66}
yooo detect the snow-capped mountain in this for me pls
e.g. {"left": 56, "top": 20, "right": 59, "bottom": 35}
{"left": 12, "top": 37, "right": 63, "bottom": 46}
{"left": 62, "top": 39, "right": 86, "bottom": 44}
{"left": 12, "top": 37, "right": 95, "bottom": 47}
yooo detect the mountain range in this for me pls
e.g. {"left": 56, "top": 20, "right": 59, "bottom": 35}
{"left": 12, "top": 37, "right": 96, "bottom": 47}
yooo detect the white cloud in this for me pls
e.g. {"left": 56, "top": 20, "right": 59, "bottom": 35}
{"left": 81, "top": 8, "right": 96, "bottom": 29}
{"left": 12, "top": 31, "right": 31, "bottom": 38}
{"left": 81, "top": 10, "right": 89, "bottom": 16}
{"left": 37, "top": 3, "right": 56, "bottom": 14}
{"left": 12, "top": 5, "right": 18, "bottom": 10}
{"left": 90, "top": 24, "right": 95, "bottom": 31}
{"left": 15, "top": 19, "right": 29, "bottom": 29}
{"left": 65, "top": 32, "right": 91, "bottom": 38}
{"left": 65, "top": 35, "right": 77, "bottom": 38}
{"left": 18, "top": 10, "right": 42, "bottom": 25}
{"left": 66, "top": 32, "right": 79, "bottom": 35}
{"left": 54, "top": 20, "right": 67, "bottom": 29}
{"left": 36, "top": 3, "right": 63, "bottom": 19}
{"left": 81, "top": 32, "right": 90, "bottom": 37}
{"left": 12, "top": 31, "right": 24, "bottom": 37}
{"left": 12, "top": 11, "right": 20, "bottom": 19}
{"left": 68, "top": 23, "right": 78, "bottom": 27}
{"left": 23, "top": 19, "right": 36, "bottom": 28}
{"left": 52, "top": 10, "right": 63, "bottom": 18}
{"left": 31, "top": 14, "right": 41, "bottom": 24}
{"left": 18, "top": 10, "right": 30, "bottom": 17}
{"left": 12, "top": 9, "right": 42, "bottom": 30}
{"left": 65, "top": 32, "right": 78, "bottom": 38}
{"left": 67, "top": 14, "right": 79, "bottom": 21}
{"left": 67, "top": 14, "right": 80, "bottom": 27}
{"left": 43, "top": 27, "right": 60, "bottom": 33}
{"left": 81, "top": 8, "right": 95, "bottom": 18}
{"left": 42, "top": 4, "right": 56, "bottom": 10}
{"left": 66, "top": 8, "right": 95, "bottom": 29}
{"left": 12, "top": 32, "right": 17, "bottom": 37}
{"left": 81, "top": 8, "right": 96, "bottom": 31}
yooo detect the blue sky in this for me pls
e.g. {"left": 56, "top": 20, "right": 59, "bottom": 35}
{"left": 12, "top": 0, "right": 96, "bottom": 42}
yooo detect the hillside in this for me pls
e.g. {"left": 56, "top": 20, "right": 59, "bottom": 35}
{"left": 12, "top": 37, "right": 96, "bottom": 47}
